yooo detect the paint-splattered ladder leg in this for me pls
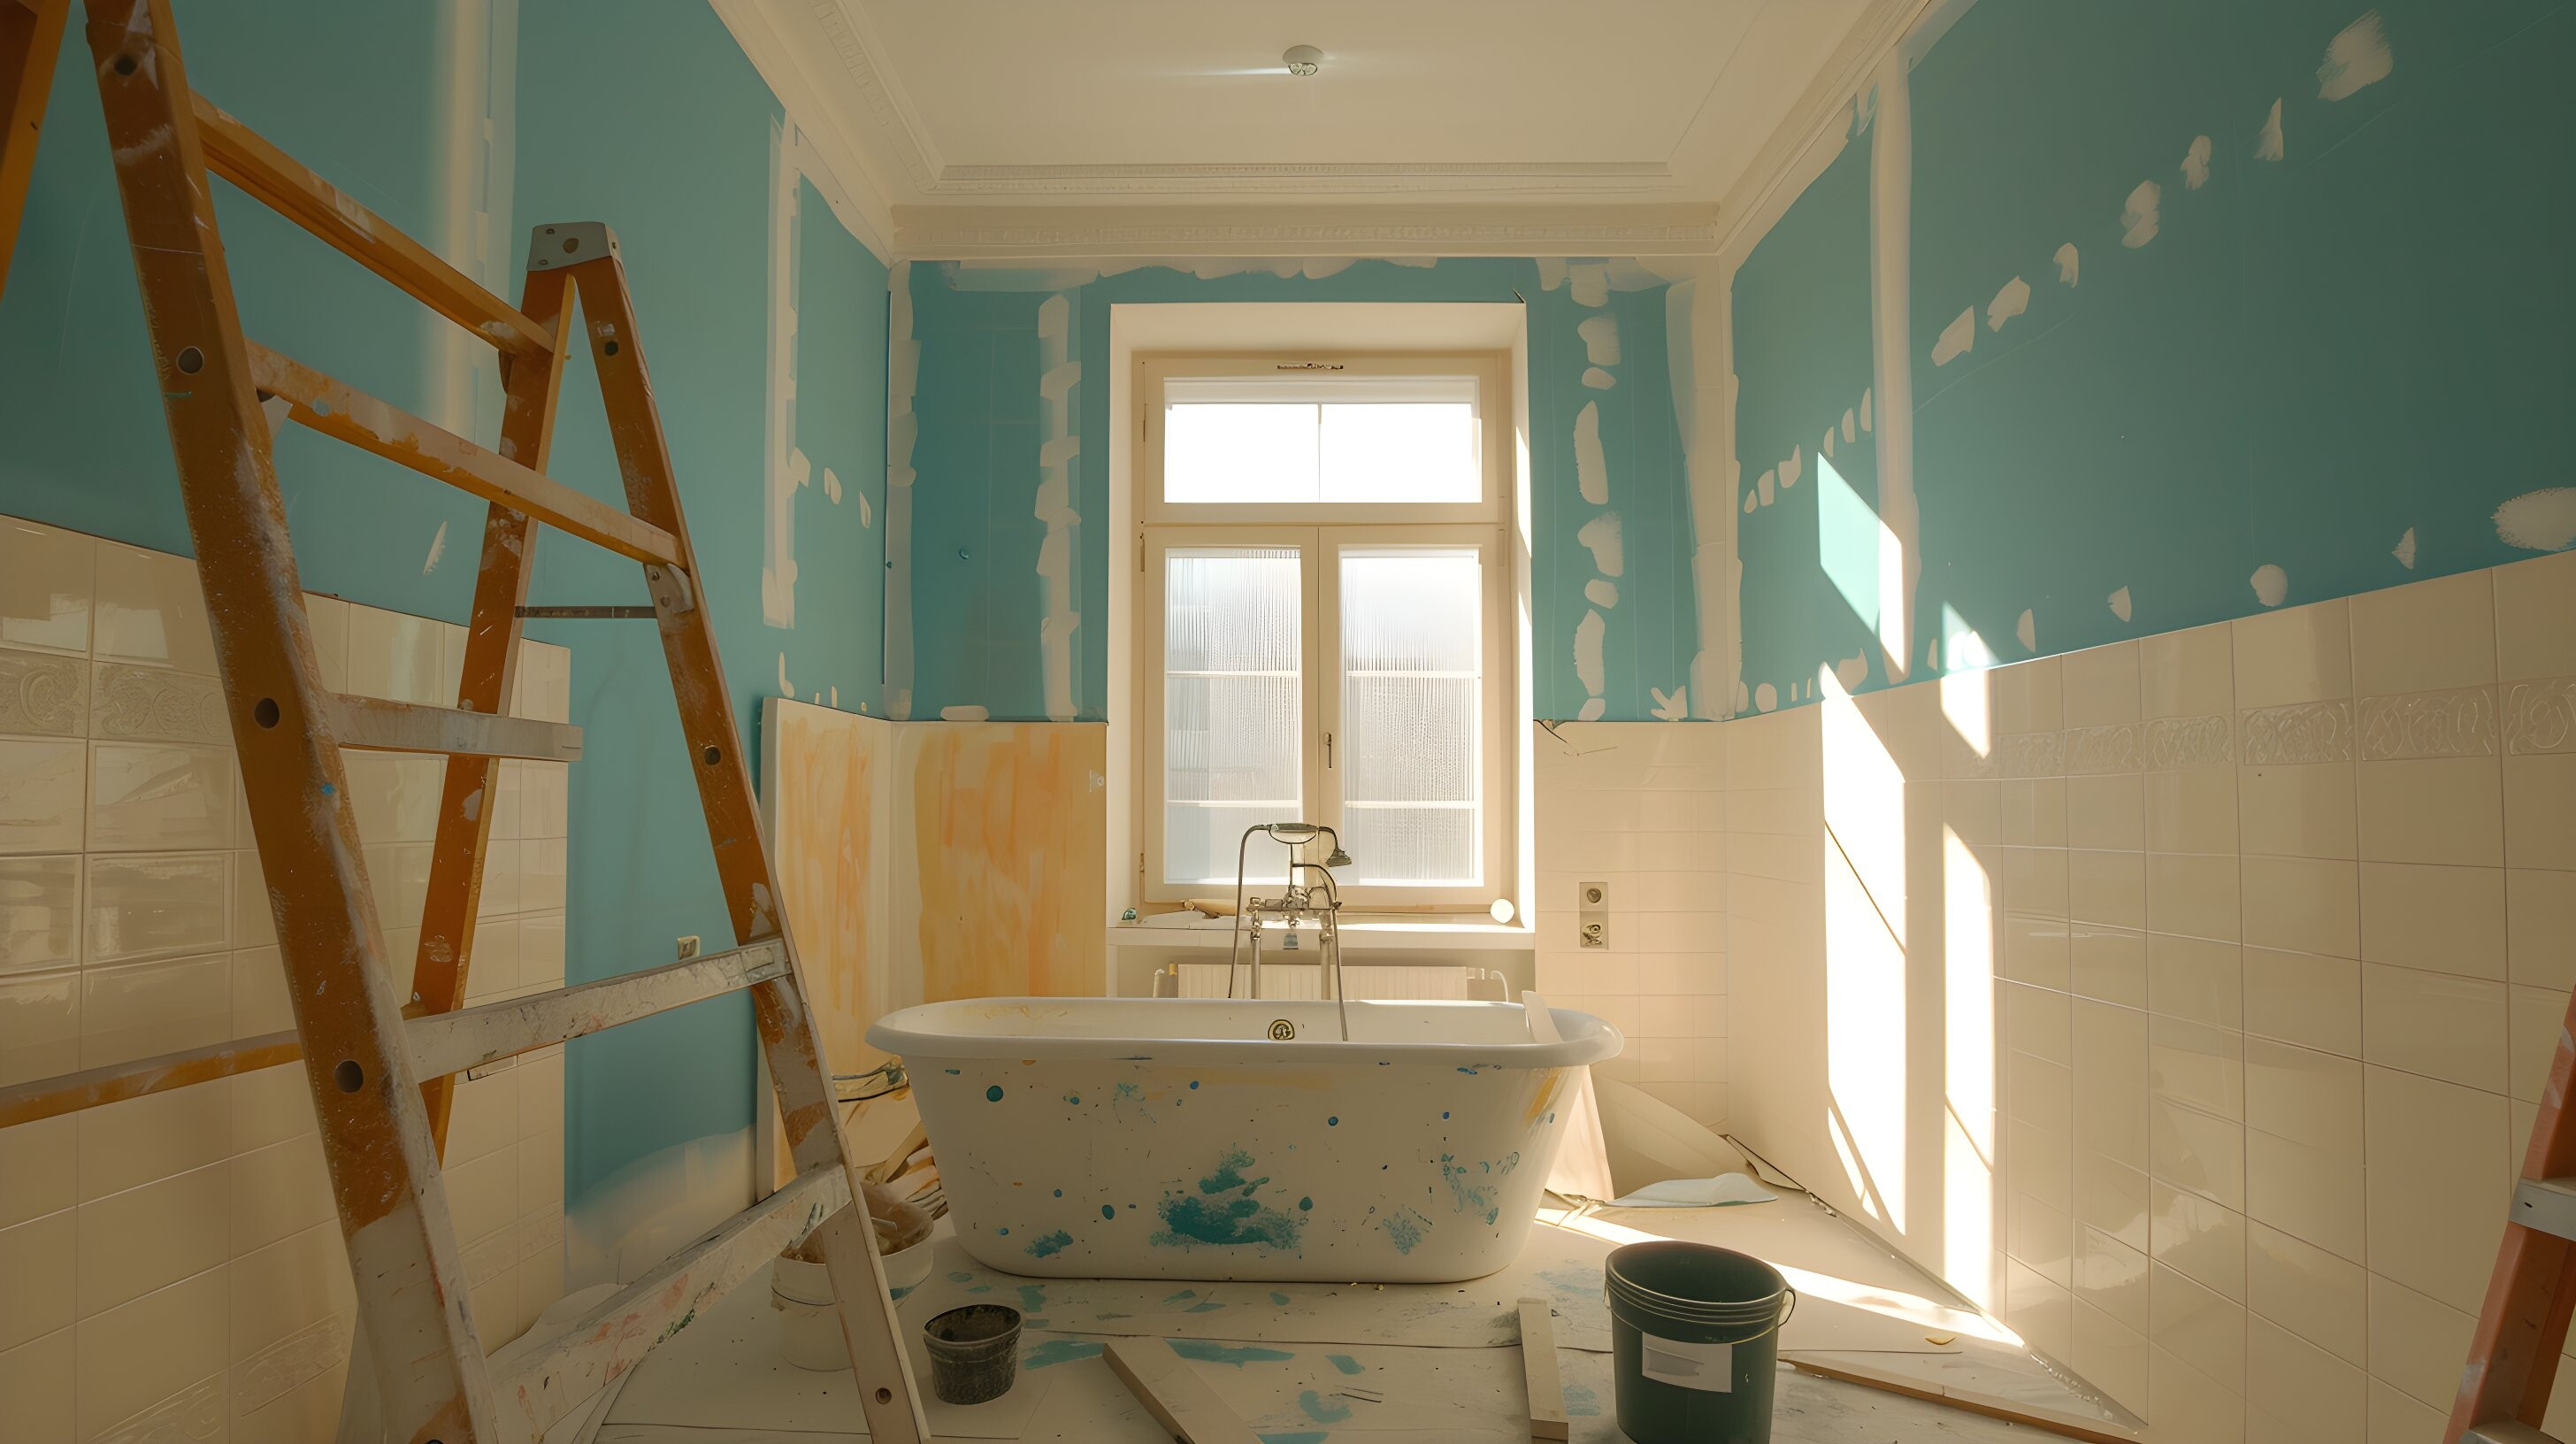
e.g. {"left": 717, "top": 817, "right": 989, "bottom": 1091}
{"left": 0, "top": 0, "right": 67, "bottom": 303}
{"left": 79, "top": 2, "right": 493, "bottom": 1440}
{"left": 562, "top": 243, "right": 931, "bottom": 1444}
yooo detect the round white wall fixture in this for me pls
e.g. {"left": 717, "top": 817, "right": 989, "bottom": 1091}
{"left": 1284, "top": 45, "right": 1322, "bottom": 77}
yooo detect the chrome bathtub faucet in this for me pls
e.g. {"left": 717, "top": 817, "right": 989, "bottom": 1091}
{"left": 1226, "top": 822, "right": 1353, "bottom": 1041}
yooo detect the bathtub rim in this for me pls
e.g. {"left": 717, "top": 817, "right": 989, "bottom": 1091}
{"left": 867, "top": 997, "right": 1622, "bottom": 1071}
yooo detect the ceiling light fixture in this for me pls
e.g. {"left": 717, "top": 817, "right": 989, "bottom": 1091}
{"left": 1283, "top": 45, "right": 1322, "bottom": 77}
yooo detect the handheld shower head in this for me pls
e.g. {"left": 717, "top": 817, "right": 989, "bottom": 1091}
{"left": 1323, "top": 847, "right": 1353, "bottom": 868}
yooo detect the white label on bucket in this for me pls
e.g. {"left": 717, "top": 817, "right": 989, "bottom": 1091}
{"left": 1640, "top": 1333, "right": 1733, "bottom": 1393}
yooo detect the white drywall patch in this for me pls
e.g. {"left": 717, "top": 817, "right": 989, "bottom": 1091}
{"left": 1577, "top": 699, "right": 1606, "bottom": 722}
{"left": 1859, "top": 388, "right": 1874, "bottom": 432}
{"left": 1582, "top": 367, "right": 1617, "bottom": 390}
{"left": 1754, "top": 681, "right": 1778, "bottom": 713}
{"left": 2108, "top": 586, "right": 2133, "bottom": 621}
{"left": 1577, "top": 512, "right": 1626, "bottom": 578}
{"left": 1822, "top": 426, "right": 1836, "bottom": 461}
{"left": 2393, "top": 527, "right": 2418, "bottom": 567}
{"left": 1036, "top": 291, "right": 1080, "bottom": 722}
{"left": 2257, "top": 99, "right": 2286, "bottom": 160}
{"left": 859, "top": 492, "right": 873, "bottom": 528}
{"left": 1568, "top": 263, "right": 1610, "bottom": 308}
{"left": 1932, "top": 308, "right": 1975, "bottom": 365}
{"left": 1988, "top": 276, "right": 2031, "bottom": 332}
{"left": 1574, "top": 403, "right": 1610, "bottom": 505}
{"left": 2319, "top": 12, "right": 2394, "bottom": 101}
{"left": 886, "top": 260, "right": 919, "bottom": 720}
{"left": 1577, "top": 314, "right": 1622, "bottom": 365}
{"left": 1843, "top": 408, "right": 1857, "bottom": 444}
{"left": 2055, "top": 244, "right": 2080, "bottom": 286}
{"left": 763, "top": 119, "right": 807, "bottom": 632}
{"left": 1757, "top": 470, "right": 1775, "bottom": 507}
{"left": 1650, "top": 686, "right": 1688, "bottom": 722}
{"left": 2181, "top": 134, "right": 2212, "bottom": 189}
{"left": 2496, "top": 488, "right": 2576, "bottom": 551}
{"left": 1743, "top": 488, "right": 1759, "bottom": 514}
{"left": 2250, "top": 564, "right": 2290, "bottom": 607}
{"left": 422, "top": 521, "right": 447, "bottom": 575}
{"left": 940, "top": 704, "right": 990, "bottom": 722}
{"left": 2121, "top": 180, "right": 2162, "bottom": 249}
{"left": 1780, "top": 447, "right": 1802, "bottom": 489}
{"left": 1836, "top": 651, "right": 1868, "bottom": 690}
{"left": 1574, "top": 610, "right": 1606, "bottom": 715}
{"left": 824, "top": 467, "right": 842, "bottom": 503}
{"left": 1537, "top": 257, "right": 1569, "bottom": 292}
{"left": 2015, "top": 609, "right": 2036, "bottom": 651}
{"left": 777, "top": 652, "right": 794, "bottom": 697}
{"left": 1586, "top": 579, "right": 1619, "bottom": 610}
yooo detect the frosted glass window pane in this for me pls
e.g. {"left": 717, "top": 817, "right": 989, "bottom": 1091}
{"left": 1164, "top": 548, "right": 1301, "bottom": 885}
{"left": 1338, "top": 547, "right": 1481, "bottom": 886}
{"left": 1163, "top": 404, "right": 1319, "bottom": 503}
{"left": 1162, "top": 374, "right": 1479, "bottom": 506}
{"left": 1319, "top": 403, "right": 1478, "bottom": 503}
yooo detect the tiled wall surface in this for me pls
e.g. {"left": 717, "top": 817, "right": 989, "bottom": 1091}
{"left": 0, "top": 515, "right": 571, "bottom": 1443}
{"left": 1534, "top": 722, "right": 1728, "bottom": 1129}
{"left": 1727, "top": 546, "right": 2576, "bottom": 1441}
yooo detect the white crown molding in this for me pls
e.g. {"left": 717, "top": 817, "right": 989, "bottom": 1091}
{"left": 711, "top": 0, "right": 900, "bottom": 260}
{"left": 892, "top": 203, "right": 1723, "bottom": 259}
{"left": 810, "top": 0, "right": 943, "bottom": 189}
{"left": 1713, "top": 0, "right": 1928, "bottom": 259}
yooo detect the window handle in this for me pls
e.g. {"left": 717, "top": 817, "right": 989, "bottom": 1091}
{"left": 1324, "top": 731, "right": 1334, "bottom": 769}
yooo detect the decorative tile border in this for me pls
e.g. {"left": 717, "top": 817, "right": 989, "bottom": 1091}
{"left": 2143, "top": 714, "right": 2235, "bottom": 769}
{"left": 2358, "top": 686, "right": 2496, "bottom": 761}
{"left": 1997, "top": 730, "right": 2064, "bottom": 778}
{"left": 2504, "top": 678, "right": 2576, "bottom": 756}
{"left": 2066, "top": 722, "right": 2145, "bottom": 775}
{"left": 1943, "top": 727, "right": 2000, "bottom": 780}
{"left": 2240, "top": 701, "right": 2353, "bottom": 765}
{"left": 0, "top": 647, "right": 87, "bottom": 736}
{"left": 90, "top": 662, "right": 230, "bottom": 745}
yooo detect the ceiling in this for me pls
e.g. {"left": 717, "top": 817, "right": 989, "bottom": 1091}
{"left": 716, "top": 0, "right": 1894, "bottom": 259}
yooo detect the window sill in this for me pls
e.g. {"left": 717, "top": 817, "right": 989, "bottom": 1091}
{"left": 1103, "top": 918, "right": 1535, "bottom": 953}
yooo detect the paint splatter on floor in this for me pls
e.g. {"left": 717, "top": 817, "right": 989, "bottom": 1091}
{"left": 1297, "top": 1388, "right": 1353, "bottom": 1424}
{"left": 1326, "top": 1353, "right": 1364, "bottom": 1375}
{"left": 1023, "top": 1339, "right": 1103, "bottom": 1370}
{"left": 1170, "top": 1340, "right": 1296, "bottom": 1367}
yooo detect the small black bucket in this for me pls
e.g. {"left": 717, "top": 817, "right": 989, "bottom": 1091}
{"left": 1604, "top": 1240, "right": 1798, "bottom": 1443}
{"left": 922, "top": 1304, "right": 1022, "bottom": 1405}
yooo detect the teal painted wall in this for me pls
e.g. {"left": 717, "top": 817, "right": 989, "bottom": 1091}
{"left": 0, "top": 2, "right": 889, "bottom": 1228}
{"left": 899, "top": 258, "right": 1700, "bottom": 724}
{"left": 1732, "top": 0, "right": 2576, "bottom": 710}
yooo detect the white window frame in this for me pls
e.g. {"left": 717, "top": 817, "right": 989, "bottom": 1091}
{"left": 1136, "top": 351, "right": 1516, "bottom": 911}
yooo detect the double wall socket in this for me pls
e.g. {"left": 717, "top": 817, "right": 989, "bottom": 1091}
{"left": 1577, "top": 880, "right": 1608, "bottom": 948}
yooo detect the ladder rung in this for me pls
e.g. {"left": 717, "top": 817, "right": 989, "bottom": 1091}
{"left": 2465, "top": 1424, "right": 2559, "bottom": 1444}
{"left": 2513, "top": 1178, "right": 2576, "bottom": 1244}
{"left": 498, "top": 1159, "right": 850, "bottom": 1437}
{"left": 334, "top": 693, "right": 582, "bottom": 762}
{"left": 190, "top": 94, "right": 553, "bottom": 357}
{"left": 410, "top": 941, "right": 790, "bottom": 1079}
{"left": 0, "top": 1031, "right": 300, "bottom": 1130}
{"left": 249, "top": 342, "right": 685, "bottom": 568}
{"left": 517, "top": 604, "right": 657, "bottom": 619}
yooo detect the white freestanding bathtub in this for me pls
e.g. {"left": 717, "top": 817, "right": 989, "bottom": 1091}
{"left": 866, "top": 997, "right": 1621, "bottom": 1283}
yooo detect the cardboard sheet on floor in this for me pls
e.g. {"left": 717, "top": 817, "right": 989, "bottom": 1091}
{"left": 896, "top": 1219, "right": 1954, "bottom": 1357}
{"left": 604, "top": 1260, "right": 1050, "bottom": 1439}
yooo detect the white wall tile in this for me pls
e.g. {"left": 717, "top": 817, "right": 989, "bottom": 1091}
{"left": 0, "top": 740, "right": 89, "bottom": 855}
{"left": 2235, "top": 601, "right": 2352, "bottom": 710}
{"left": 0, "top": 1325, "right": 75, "bottom": 1441}
{"left": 0, "top": 854, "right": 80, "bottom": 972}
{"left": 0, "top": 519, "right": 96, "bottom": 657}
{"left": 2249, "top": 1219, "right": 2367, "bottom": 1365}
{"left": 2242, "top": 855, "right": 2359, "bottom": 959}
{"left": 2352, "top": 570, "right": 2496, "bottom": 697}
{"left": 2507, "top": 869, "right": 2576, "bottom": 991}
{"left": 2494, "top": 550, "right": 2576, "bottom": 681}
{"left": 2362, "top": 964, "right": 2507, "bottom": 1093}
{"left": 2363, "top": 1066, "right": 2509, "bottom": 1314}
{"left": 2358, "top": 862, "right": 2507, "bottom": 979}
{"left": 2358, "top": 757, "right": 2504, "bottom": 867}
{"left": 92, "top": 541, "right": 216, "bottom": 676}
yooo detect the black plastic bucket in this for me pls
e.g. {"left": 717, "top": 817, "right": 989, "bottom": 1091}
{"left": 1604, "top": 1240, "right": 1797, "bottom": 1443}
{"left": 922, "top": 1303, "right": 1022, "bottom": 1405}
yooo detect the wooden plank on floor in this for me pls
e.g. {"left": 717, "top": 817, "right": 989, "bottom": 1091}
{"left": 1102, "top": 1340, "right": 1262, "bottom": 1444}
{"left": 1784, "top": 1356, "right": 2143, "bottom": 1443}
{"left": 1517, "top": 1298, "right": 1569, "bottom": 1440}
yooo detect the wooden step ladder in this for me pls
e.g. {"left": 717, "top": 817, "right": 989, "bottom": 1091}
{"left": 2450, "top": 979, "right": 2576, "bottom": 1444}
{"left": 0, "top": 4, "right": 931, "bottom": 1441}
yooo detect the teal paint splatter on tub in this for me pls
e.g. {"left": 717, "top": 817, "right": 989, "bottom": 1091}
{"left": 1054, "top": 1188, "right": 1062, "bottom": 1197}
{"left": 1298, "top": 1196, "right": 1312, "bottom": 1210}
{"left": 1185, "top": 1300, "right": 1227, "bottom": 1313}
{"left": 945, "top": 1068, "right": 960, "bottom": 1075}
{"left": 1102, "top": 1204, "right": 1116, "bottom": 1219}
{"left": 1063, "top": 1092, "right": 1080, "bottom": 1104}
{"left": 1164, "top": 1289, "right": 1198, "bottom": 1303}
{"left": 1170, "top": 1340, "right": 1295, "bottom": 1367}
{"left": 1269, "top": 1291, "right": 1292, "bottom": 1306}
{"left": 995, "top": 1227, "right": 1008, "bottom": 1236}
{"left": 985, "top": 1085, "right": 1004, "bottom": 1102}
{"left": 1024, "top": 1230, "right": 1074, "bottom": 1258}
{"left": 1326, "top": 1353, "right": 1364, "bottom": 1375}
{"left": 1383, "top": 1209, "right": 1428, "bottom": 1254}
{"left": 1298, "top": 1389, "right": 1353, "bottom": 1424}
{"left": 1024, "top": 1339, "right": 1103, "bottom": 1370}
{"left": 1457, "top": 1066, "right": 1479, "bottom": 1075}
{"left": 889, "top": 1284, "right": 916, "bottom": 1302}
{"left": 1189, "top": 1079, "right": 1200, "bottom": 1088}
{"left": 1016, "top": 1285, "right": 1047, "bottom": 1311}
{"left": 1327, "top": 1116, "right": 1338, "bottom": 1126}
{"left": 1154, "top": 1148, "right": 1306, "bottom": 1249}
{"left": 1440, "top": 1154, "right": 1500, "bottom": 1225}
